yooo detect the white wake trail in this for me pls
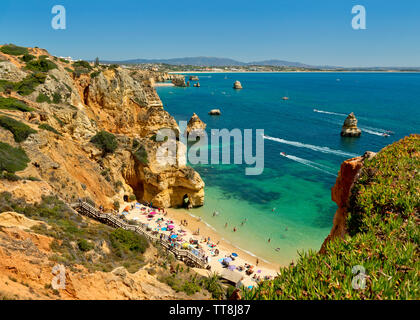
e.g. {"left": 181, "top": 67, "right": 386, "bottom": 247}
{"left": 263, "top": 135, "right": 358, "bottom": 158}
{"left": 313, "top": 109, "right": 347, "bottom": 117}
{"left": 283, "top": 154, "right": 337, "bottom": 177}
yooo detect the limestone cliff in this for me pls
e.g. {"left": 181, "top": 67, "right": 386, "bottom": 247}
{"left": 0, "top": 45, "right": 204, "bottom": 209}
{"left": 320, "top": 151, "right": 376, "bottom": 253}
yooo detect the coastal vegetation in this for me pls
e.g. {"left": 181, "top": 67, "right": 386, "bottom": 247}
{"left": 243, "top": 135, "right": 419, "bottom": 300}
{"left": 90, "top": 130, "right": 118, "bottom": 155}
{"left": 0, "top": 142, "right": 30, "bottom": 173}
{"left": 0, "top": 96, "right": 33, "bottom": 112}
{"left": 0, "top": 44, "right": 28, "bottom": 56}
{"left": 25, "top": 57, "right": 58, "bottom": 73}
{"left": 0, "top": 116, "right": 36, "bottom": 142}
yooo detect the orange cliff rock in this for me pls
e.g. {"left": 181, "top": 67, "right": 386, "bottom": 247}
{"left": 320, "top": 151, "right": 376, "bottom": 253}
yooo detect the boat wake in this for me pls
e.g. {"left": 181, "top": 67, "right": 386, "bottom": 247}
{"left": 263, "top": 135, "right": 358, "bottom": 158}
{"left": 281, "top": 154, "right": 337, "bottom": 177}
{"left": 313, "top": 109, "right": 393, "bottom": 136}
{"left": 313, "top": 109, "right": 347, "bottom": 117}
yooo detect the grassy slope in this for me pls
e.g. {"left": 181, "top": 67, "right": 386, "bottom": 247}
{"left": 243, "top": 135, "right": 419, "bottom": 300}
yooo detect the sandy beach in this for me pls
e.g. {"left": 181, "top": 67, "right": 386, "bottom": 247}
{"left": 119, "top": 202, "right": 281, "bottom": 288}
{"left": 153, "top": 82, "right": 175, "bottom": 87}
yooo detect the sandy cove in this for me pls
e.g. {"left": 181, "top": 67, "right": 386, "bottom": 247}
{"left": 119, "top": 202, "right": 281, "bottom": 288}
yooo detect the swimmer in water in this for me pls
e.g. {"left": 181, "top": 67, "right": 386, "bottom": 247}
{"left": 224, "top": 223, "right": 228, "bottom": 228}
{"left": 268, "top": 238, "right": 271, "bottom": 243}
{"left": 233, "top": 227, "right": 237, "bottom": 232}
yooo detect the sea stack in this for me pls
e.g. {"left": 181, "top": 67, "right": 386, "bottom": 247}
{"left": 208, "top": 109, "right": 221, "bottom": 115}
{"left": 341, "top": 112, "right": 361, "bottom": 137}
{"left": 186, "top": 113, "right": 206, "bottom": 134}
{"left": 233, "top": 80, "right": 243, "bottom": 89}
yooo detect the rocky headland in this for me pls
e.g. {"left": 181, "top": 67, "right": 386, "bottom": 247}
{"left": 0, "top": 44, "right": 204, "bottom": 210}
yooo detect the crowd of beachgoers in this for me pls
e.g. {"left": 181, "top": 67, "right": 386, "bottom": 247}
{"left": 117, "top": 201, "right": 278, "bottom": 288}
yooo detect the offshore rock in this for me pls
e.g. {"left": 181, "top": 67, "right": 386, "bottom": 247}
{"left": 186, "top": 113, "right": 206, "bottom": 135}
{"left": 341, "top": 112, "right": 361, "bottom": 137}
{"left": 233, "top": 80, "right": 243, "bottom": 89}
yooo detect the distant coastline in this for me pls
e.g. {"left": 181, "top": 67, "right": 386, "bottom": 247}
{"left": 169, "top": 70, "right": 420, "bottom": 74}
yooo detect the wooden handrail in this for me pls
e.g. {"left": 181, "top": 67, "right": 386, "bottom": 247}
{"left": 71, "top": 201, "right": 208, "bottom": 268}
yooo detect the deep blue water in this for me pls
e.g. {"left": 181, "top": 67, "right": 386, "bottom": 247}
{"left": 156, "top": 72, "right": 420, "bottom": 264}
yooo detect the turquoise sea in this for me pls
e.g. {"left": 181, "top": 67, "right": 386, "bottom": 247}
{"left": 156, "top": 72, "right": 420, "bottom": 265}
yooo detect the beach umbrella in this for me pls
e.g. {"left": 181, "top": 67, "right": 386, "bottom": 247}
{"left": 257, "top": 270, "right": 262, "bottom": 274}
{"left": 182, "top": 243, "right": 189, "bottom": 249}
{"left": 167, "top": 224, "right": 174, "bottom": 230}
{"left": 124, "top": 206, "right": 130, "bottom": 212}
{"left": 223, "top": 257, "right": 232, "bottom": 264}
{"left": 149, "top": 211, "right": 157, "bottom": 215}
{"left": 231, "top": 253, "right": 238, "bottom": 257}
{"left": 228, "top": 265, "right": 236, "bottom": 271}
{"left": 170, "top": 234, "right": 178, "bottom": 239}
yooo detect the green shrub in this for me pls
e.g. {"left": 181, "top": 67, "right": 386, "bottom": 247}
{"left": 90, "top": 130, "right": 118, "bottom": 154}
{"left": 110, "top": 228, "right": 149, "bottom": 256}
{"left": 52, "top": 92, "right": 61, "bottom": 104}
{"left": 0, "top": 80, "right": 14, "bottom": 94}
{"left": 59, "top": 58, "right": 69, "bottom": 64}
{"left": 0, "top": 44, "right": 28, "bottom": 56}
{"left": 64, "top": 67, "right": 73, "bottom": 73}
{"left": 0, "top": 116, "right": 37, "bottom": 142}
{"left": 25, "top": 58, "right": 57, "bottom": 72}
{"left": 15, "top": 72, "right": 46, "bottom": 96}
{"left": 0, "top": 172, "right": 21, "bottom": 181}
{"left": 133, "top": 145, "right": 148, "bottom": 164}
{"left": 0, "top": 142, "right": 30, "bottom": 173}
{"left": 36, "top": 93, "right": 51, "bottom": 103}
{"left": 129, "top": 194, "right": 136, "bottom": 201}
{"left": 38, "top": 123, "right": 60, "bottom": 135}
{"left": 0, "top": 97, "right": 34, "bottom": 112}
{"left": 73, "top": 60, "right": 92, "bottom": 70}
{"left": 77, "top": 239, "right": 93, "bottom": 252}
{"left": 90, "top": 71, "right": 100, "bottom": 79}
{"left": 21, "top": 53, "right": 35, "bottom": 62}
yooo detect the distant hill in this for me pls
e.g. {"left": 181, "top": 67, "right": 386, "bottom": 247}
{"left": 102, "top": 56, "right": 319, "bottom": 68}
{"left": 246, "top": 59, "right": 312, "bottom": 68}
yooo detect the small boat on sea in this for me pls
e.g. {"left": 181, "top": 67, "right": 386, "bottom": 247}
{"left": 280, "top": 152, "right": 287, "bottom": 157}
{"left": 282, "top": 96, "right": 289, "bottom": 100}
{"left": 383, "top": 133, "right": 390, "bottom": 137}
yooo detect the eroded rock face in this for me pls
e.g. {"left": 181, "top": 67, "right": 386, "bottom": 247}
{"left": 341, "top": 112, "right": 361, "bottom": 137}
{"left": 320, "top": 151, "right": 376, "bottom": 253}
{"left": 186, "top": 113, "right": 206, "bottom": 135}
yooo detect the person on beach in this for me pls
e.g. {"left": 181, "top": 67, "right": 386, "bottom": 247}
{"left": 256, "top": 258, "right": 259, "bottom": 266}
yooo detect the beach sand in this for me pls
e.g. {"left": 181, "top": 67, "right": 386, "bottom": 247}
{"left": 120, "top": 202, "right": 281, "bottom": 288}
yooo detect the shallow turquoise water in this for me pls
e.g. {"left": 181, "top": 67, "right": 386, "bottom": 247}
{"left": 156, "top": 72, "right": 420, "bottom": 264}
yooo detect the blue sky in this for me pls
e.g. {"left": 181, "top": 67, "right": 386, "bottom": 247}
{"left": 0, "top": 0, "right": 419, "bottom": 67}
